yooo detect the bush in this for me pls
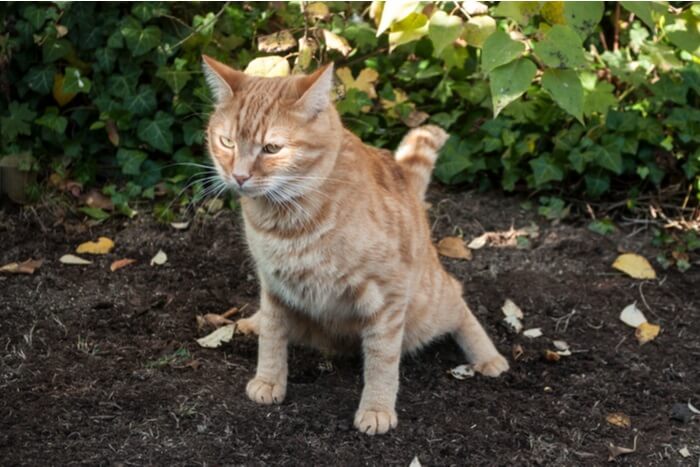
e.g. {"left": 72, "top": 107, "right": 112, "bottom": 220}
{"left": 1, "top": 1, "right": 699, "bottom": 216}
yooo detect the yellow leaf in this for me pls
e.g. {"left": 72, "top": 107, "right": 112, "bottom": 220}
{"left": 257, "top": 30, "right": 297, "bottom": 54}
{"left": 437, "top": 236, "right": 472, "bottom": 260}
{"left": 635, "top": 322, "right": 660, "bottom": 345}
{"left": 322, "top": 29, "right": 352, "bottom": 56}
{"left": 244, "top": 56, "right": 290, "bottom": 77}
{"left": 376, "top": 0, "right": 420, "bottom": 35}
{"left": 306, "top": 2, "right": 330, "bottom": 21}
{"left": 76, "top": 236, "right": 115, "bottom": 255}
{"left": 541, "top": 1, "right": 565, "bottom": 25}
{"left": 53, "top": 73, "right": 76, "bottom": 107}
{"left": 389, "top": 12, "right": 429, "bottom": 51}
{"left": 606, "top": 412, "right": 632, "bottom": 428}
{"left": 336, "top": 67, "right": 379, "bottom": 98}
{"left": 110, "top": 258, "right": 136, "bottom": 272}
{"left": 380, "top": 88, "right": 409, "bottom": 111}
{"left": 612, "top": 253, "right": 657, "bottom": 280}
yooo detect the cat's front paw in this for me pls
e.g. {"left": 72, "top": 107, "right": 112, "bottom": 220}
{"left": 474, "top": 353, "right": 509, "bottom": 377}
{"left": 235, "top": 316, "right": 259, "bottom": 336}
{"left": 246, "top": 377, "right": 286, "bottom": 405}
{"left": 354, "top": 407, "right": 398, "bottom": 435}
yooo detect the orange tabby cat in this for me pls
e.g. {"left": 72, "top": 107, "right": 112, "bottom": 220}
{"left": 202, "top": 55, "right": 509, "bottom": 435}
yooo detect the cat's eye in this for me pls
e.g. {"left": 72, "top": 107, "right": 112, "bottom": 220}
{"left": 219, "top": 136, "right": 235, "bottom": 148}
{"left": 262, "top": 144, "right": 282, "bottom": 154}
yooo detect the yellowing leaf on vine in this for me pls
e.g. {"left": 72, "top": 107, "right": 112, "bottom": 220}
{"left": 541, "top": 2, "right": 565, "bottom": 25}
{"left": 612, "top": 253, "right": 657, "bottom": 280}
{"left": 244, "top": 56, "right": 290, "bottom": 77}
{"left": 306, "top": 2, "right": 330, "bottom": 21}
{"left": 463, "top": 15, "right": 496, "bottom": 48}
{"left": 76, "top": 237, "right": 115, "bottom": 255}
{"left": 380, "top": 88, "right": 409, "bottom": 110}
{"left": 389, "top": 12, "right": 429, "bottom": 51}
{"left": 53, "top": 73, "right": 76, "bottom": 107}
{"left": 257, "top": 30, "right": 297, "bottom": 54}
{"left": 336, "top": 67, "right": 379, "bottom": 98}
{"left": 376, "top": 0, "right": 420, "bottom": 35}
{"left": 322, "top": 29, "right": 352, "bottom": 56}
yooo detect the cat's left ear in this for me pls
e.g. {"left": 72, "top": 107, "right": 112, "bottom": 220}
{"left": 202, "top": 54, "right": 246, "bottom": 102}
{"left": 295, "top": 64, "right": 334, "bottom": 119}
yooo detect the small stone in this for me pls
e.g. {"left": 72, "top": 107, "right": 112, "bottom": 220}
{"left": 670, "top": 402, "right": 693, "bottom": 423}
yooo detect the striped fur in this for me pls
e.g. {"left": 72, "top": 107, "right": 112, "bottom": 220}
{"left": 203, "top": 56, "right": 508, "bottom": 436}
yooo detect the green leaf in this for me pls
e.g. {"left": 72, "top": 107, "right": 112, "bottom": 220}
{"left": 489, "top": 58, "right": 537, "bottom": 117}
{"left": 137, "top": 112, "right": 174, "bottom": 153}
{"left": 533, "top": 25, "right": 586, "bottom": 68}
{"left": 126, "top": 86, "right": 157, "bottom": 115}
{"left": 620, "top": 1, "right": 667, "bottom": 30}
{"left": 35, "top": 107, "right": 68, "bottom": 133}
{"left": 530, "top": 156, "right": 564, "bottom": 185}
{"left": 183, "top": 119, "right": 205, "bottom": 146}
{"left": 434, "top": 136, "right": 473, "bottom": 183}
{"left": 1, "top": 102, "right": 37, "bottom": 141}
{"left": 463, "top": 15, "right": 496, "bottom": 48}
{"left": 564, "top": 2, "right": 604, "bottom": 39}
{"left": 588, "top": 218, "right": 616, "bottom": 235}
{"left": 132, "top": 3, "right": 166, "bottom": 22}
{"left": 482, "top": 30, "right": 525, "bottom": 73}
{"left": 42, "top": 38, "right": 71, "bottom": 63}
{"left": 121, "top": 19, "right": 161, "bottom": 56}
{"left": 79, "top": 207, "right": 111, "bottom": 221}
{"left": 388, "top": 12, "right": 429, "bottom": 51}
{"left": 492, "top": 2, "right": 541, "bottom": 26}
{"left": 22, "top": 5, "right": 56, "bottom": 30}
{"left": 541, "top": 69, "right": 584, "bottom": 123}
{"left": 665, "top": 9, "right": 700, "bottom": 55}
{"left": 428, "top": 11, "right": 463, "bottom": 56}
{"left": 592, "top": 144, "right": 623, "bottom": 174}
{"left": 584, "top": 81, "right": 617, "bottom": 117}
{"left": 116, "top": 148, "right": 148, "bottom": 175}
{"left": 585, "top": 172, "right": 610, "bottom": 197}
{"left": 25, "top": 65, "right": 55, "bottom": 94}
{"left": 62, "top": 67, "right": 92, "bottom": 94}
{"left": 156, "top": 66, "right": 191, "bottom": 94}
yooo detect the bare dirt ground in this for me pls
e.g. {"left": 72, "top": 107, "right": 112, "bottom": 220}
{"left": 1, "top": 187, "right": 698, "bottom": 466}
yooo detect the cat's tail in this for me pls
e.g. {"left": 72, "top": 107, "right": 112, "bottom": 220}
{"left": 395, "top": 125, "right": 449, "bottom": 199}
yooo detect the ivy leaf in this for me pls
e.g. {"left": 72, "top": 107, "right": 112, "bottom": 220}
{"left": 389, "top": 12, "right": 429, "bottom": 51}
{"left": 530, "top": 156, "right": 565, "bottom": 186}
{"left": 35, "top": 107, "right": 68, "bottom": 133}
{"left": 42, "top": 38, "right": 71, "bottom": 63}
{"left": 62, "top": 67, "right": 92, "bottom": 94}
{"left": 137, "top": 112, "right": 174, "bottom": 153}
{"left": 126, "top": 85, "right": 157, "bottom": 115}
{"left": 121, "top": 19, "right": 161, "bottom": 56}
{"left": 585, "top": 172, "right": 611, "bottom": 197}
{"left": 489, "top": 58, "right": 537, "bottom": 117}
{"left": 592, "top": 144, "right": 623, "bottom": 174}
{"left": 492, "top": 2, "right": 541, "bottom": 26}
{"left": 564, "top": 2, "right": 604, "bottom": 39}
{"left": 428, "top": 11, "right": 463, "bottom": 56}
{"left": 116, "top": 148, "right": 148, "bottom": 175}
{"left": 482, "top": 30, "right": 525, "bottom": 73}
{"left": 1, "top": 102, "right": 37, "bottom": 141}
{"left": 463, "top": 15, "right": 496, "bottom": 48}
{"left": 182, "top": 119, "right": 205, "bottom": 146}
{"left": 434, "top": 136, "right": 473, "bottom": 183}
{"left": 25, "top": 65, "right": 55, "bottom": 94}
{"left": 541, "top": 69, "right": 584, "bottom": 124}
{"left": 156, "top": 66, "right": 191, "bottom": 94}
{"left": 584, "top": 81, "right": 617, "bottom": 116}
{"left": 22, "top": 4, "right": 56, "bottom": 31}
{"left": 533, "top": 25, "right": 586, "bottom": 68}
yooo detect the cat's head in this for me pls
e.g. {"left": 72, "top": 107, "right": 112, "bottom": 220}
{"left": 202, "top": 55, "right": 340, "bottom": 200}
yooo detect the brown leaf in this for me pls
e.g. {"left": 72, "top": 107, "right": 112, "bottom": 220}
{"left": 635, "top": 322, "right": 660, "bottom": 345}
{"left": 106, "top": 120, "right": 120, "bottom": 146}
{"left": 196, "top": 313, "right": 235, "bottom": 331}
{"left": 544, "top": 350, "right": 561, "bottom": 362}
{"left": 606, "top": 412, "right": 632, "bottom": 428}
{"left": 257, "top": 30, "right": 297, "bottom": 53}
{"left": 0, "top": 258, "right": 44, "bottom": 275}
{"left": 401, "top": 110, "right": 430, "bottom": 128}
{"left": 110, "top": 258, "right": 136, "bottom": 272}
{"left": 607, "top": 435, "right": 638, "bottom": 461}
{"left": 437, "top": 236, "right": 472, "bottom": 260}
{"left": 81, "top": 189, "right": 114, "bottom": 211}
{"left": 322, "top": 29, "right": 352, "bottom": 56}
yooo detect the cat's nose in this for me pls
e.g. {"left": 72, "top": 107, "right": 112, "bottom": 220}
{"left": 233, "top": 173, "right": 251, "bottom": 187}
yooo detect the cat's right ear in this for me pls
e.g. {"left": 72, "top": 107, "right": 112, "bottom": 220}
{"left": 202, "top": 55, "right": 246, "bottom": 102}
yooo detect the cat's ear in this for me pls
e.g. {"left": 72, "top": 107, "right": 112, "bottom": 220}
{"left": 295, "top": 64, "right": 334, "bottom": 119}
{"left": 202, "top": 55, "right": 246, "bottom": 102}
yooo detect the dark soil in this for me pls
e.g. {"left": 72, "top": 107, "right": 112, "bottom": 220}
{"left": 1, "top": 188, "right": 698, "bottom": 466}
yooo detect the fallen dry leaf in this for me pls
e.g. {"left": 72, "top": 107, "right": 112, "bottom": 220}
{"left": 257, "top": 30, "right": 297, "bottom": 53}
{"left": 552, "top": 340, "right": 569, "bottom": 351}
{"left": 322, "top": 29, "right": 352, "bottom": 56}
{"left": 449, "top": 364, "right": 475, "bottom": 380}
{"left": 306, "top": 2, "right": 330, "bottom": 20}
{"left": 635, "top": 322, "right": 660, "bottom": 345}
{"left": 150, "top": 250, "right": 167, "bottom": 266}
{"left": 679, "top": 446, "right": 690, "bottom": 458}
{"left": 612, "top": 253, "right": 657, "bottom": 280}
{"left": 59, "top": 254, "right": 92, "bottom": 265}
{"left": 606, "top": 412, "right": 632, "bottom": 428}
{"left": 81, "top": 189, "right": 113, "bottom": 210}
{"left": 523, "top": 328, "right": 543, "bottom": 338}
{"left": 76, "top": 236, "right": 114, "bottom": 254}
{"left": 409, "top": 456, "right": 422, "bottom": 467}
{"left": 110, "top": 258, "right": 136, "bottom": 272}
{"left": 512, "top": 344, "right": 524, "bottom": 361}
{"left": 0, "top": 258, "right": 43, "bottom": 275}
{"left": 544, "top": 350, "right": 561, "bottom": 362}
{"left": 467, "top": 233, "right": 489, "bottom": 250}
{"left": 607, "top": 435, "right": 638, "bottom": 461}
{"left": 620, "top": 303, "right": 647, "bottom": 328}
{"left": 503, "top": 315, "right": 523, "bottom": 333}
{"left": 196, "top": 313, "right": 235, "bottom": 331}
{"left": 196, "top": 324, "right": 235, "bottom": 348}
{"left": 437, "top": 236, "right": 472, "bottom": 260}
{"left": 502, "top": 299, "right": 524, "bottom": 319}
{"left": 688, "top": 401, "right": 700, "bottom": 415}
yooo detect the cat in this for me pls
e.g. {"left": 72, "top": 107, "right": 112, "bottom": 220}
{"left": 202, "top": 55, "right": 509, "bottom": 435}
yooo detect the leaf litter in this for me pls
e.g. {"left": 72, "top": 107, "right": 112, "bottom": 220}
{"left": 612, "top": 253, "right": 657, "bottom": 279}
{"left": 59, "top": 254, "right": 92, "bottom": 265}
{"left": 607, "top": 435, "right": 638, "bottom": 461}
{"left": 0, "top": 258, "right": 43, "bottom": 274}
{"left": 76, "top": 236, "right": 114, "bottom": 254}
{"left": 619, "top": 303, "right": 661, "bottom": 345}
{"left": 110, "top": 258, "right": 136, "bottom": 272}
{"left": 150, "top": 250, "right": 167, "bottom": 266}
{"left": 449, "top": 364, "right": 475, "bottom": 380}
{"left": 437, "top": 236, "right": 472, "bottom": 260}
